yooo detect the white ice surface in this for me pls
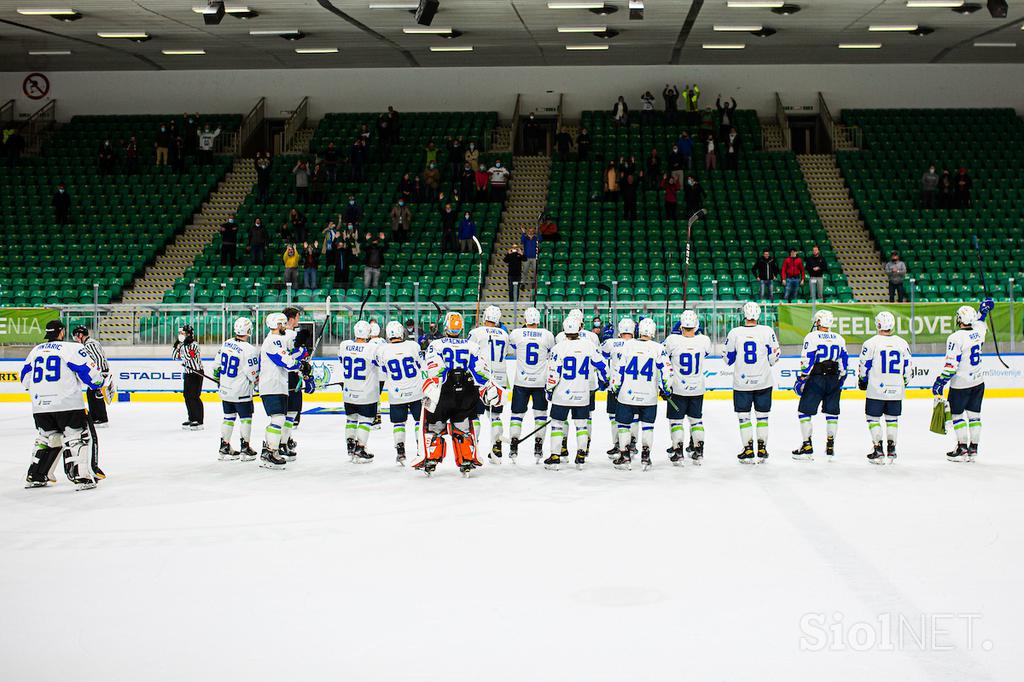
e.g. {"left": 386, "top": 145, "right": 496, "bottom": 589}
{"left": 0, "top": 399, "right": 1021, "bottom": 682}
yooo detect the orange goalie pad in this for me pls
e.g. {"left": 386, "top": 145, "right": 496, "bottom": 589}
{"left": 450, "top": 423, "right": 480, "bottom": 467}
{"left": 423, "top": 431, "right": 446, "bottom": 463}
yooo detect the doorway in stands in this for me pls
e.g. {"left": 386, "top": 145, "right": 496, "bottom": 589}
{"left": 516, "top": 114, "right": 556, "bottom": 156}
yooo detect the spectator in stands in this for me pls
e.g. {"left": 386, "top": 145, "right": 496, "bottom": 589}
{"left": 363, "top": 232, "right": 388, "bottom": 289}
{"left": 320, "top": 220, "right": 340, "bottom": 256}
{"left": 612, "top": 96, "right": 629, "bottom": 126}
{"left": 459, "top": 162, "right": 475, "bottom": 201}
{"left": 641, "top": 91, "right": 656, "bottom": 126}
{"left": 424, "top": 140, "right": 438, "bottom": 168}
{"left": 667, "top": 144, "right": 684, "bottom": 187}
{"left": 420, "top": 321, "right": 441, "bottom": 351}
{"left": 752, "top": 249, "right": 780, "bottom": 301}
{"left": 716, "top": 95, "right": 737, "bottom": 141}
{"left": 699, "top": 108, "right": 715, "bottom": 140}
{"left": 197, "top": 123, "right": 221, "bottom": 165}
{"left": 474, "top": 166, "right": 489, "bottom": 201}
{"left": 663, "top": 84, "right": 680, "bottom": 124}
{"left": 410, "top": 175, "right": 426, "bottom": 204}
{"left": 255, "top": 153, "right": 271, "bottom": 204}
{"left": 683, "top": 174, "right": 704, "bottom": 219}
{"left": 465, "top": 141, "right": 480, "bottom": 172}
{"left": 288, "top": 208, "right": 307, "bottom": 243}
{"left": 805, "top": 245, "right": 827, "bottom": 301}
{"left": 488, "top": 159, "right": 511, "bottom": 202}
{"left": 349, "top": 138, "right": 368, "bottom": 181}
{"left": 938, "top": 169, "right": 953, "bottom": 209}
{"left": 332, "top": 225, "right": 359, "bottom": 287}
{"left": 311, "top": 162, "right": 326, "bottom": 205}
{"left": 170, "top": 134, "right": 186, "bottom": 174}
{"left": 645, "top": 148, "right": 661, "bottom": 190}
{"left": 98, "top": 139, "right": 116, "bottom": 175}
{"left": 219, "top": 217, "right": 238, "bottom": 267}
{"left": 521, "top": 226, "right": 541, "bottom": 288}
{"left": 249, "top": 217, "right": 268, "bottom": 265}
{"left": 359, "top": 123, "right": 372, "bottom": 146}
{"left": 155, "top": 123, "right": 171, "bottom": 166}
{"left": 438, "top": 199, "right": 459, "bottom": 253}
{"left": 292, "top": 160, "right": 310, "bottom": 203}
{"left": 343, "top": 196, "right": 363, "bottom": 226}
{"left": 124, "top": 136, "right": 139, "bottom": 174}
{"left": 621, "top": 173, "right": 638, "bottom": 221}
{"left": 522, "top": 113, "right": 546, "bottom": 156}
{"left": 678, "top": 131, "right": 694, "bottom": 171}
{"left": 446, "top": 136, "right": 464, "bottom": 178}
{"left": 184, "top": 113, "right": 199, "bottom": 157}
{"left": 504, "top": 246, "right": 525, "bottom": 301}
{"left": 52, "top": 182, "right": 71, "bottom": 225}
{"left": 397, "top": 172, "right": 414, "bottom": 203}
{"left": 390, "top": 198, "right": 412, "bottom": 243}
{"left": 539, "top": 212, "right": 559, "bottom": 242}
{"left": 604, "top": 161, "right": 620, "bottom": 201}
{"left": 458, "top": 210, "right": 478, "bottom": 253}
{"left": 555, "top": 128, "right": 572, "bottom": 161}
{"left": 724, "top": 128, "right": 741, "bottom": 174}
{"left": 423, "top": 161, "right": 441, "bottom": 197}
{"left": 920, "top": 164, "right": 938, "bottom": 209}
{"left": 704, "top": 133, "right": 718, "bottom": 171}
{"left": 954, "top": 167, "right": 973, "bottom": 208}
{"left": 885, "top": 251, "right": 907, "bottom": 303}
{"left": 781, "top": 248, "right": 805, "bottom": 302}
{"left": 377, "top": 113, "right": 392, "bottom": 152}
{"left": 685, "top": 84, "right": 701, "bottom": 125}
{"left": 576, "top": 127, "right": 591, "bottom": 161}
{"left": 386, "top": 106, "right": 400, "bottom": 145}
{"left": 302, "top": 242, "right": 320, "bottom": 290}
{"left": 4, "top": 125, "right": 25, "bottom": 167}
{"left": 324, "top": 142, "right": 340, "bottom": 183}
{"left": 660, "top": 172, "right": 679, "bottom": 221}
{"left": 283, "top": 244, "right": 301, "bottom": 290}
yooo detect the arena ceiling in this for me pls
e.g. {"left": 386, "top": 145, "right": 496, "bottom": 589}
{"left": 1, "top": 0, "right": 1023, "bottom": 71}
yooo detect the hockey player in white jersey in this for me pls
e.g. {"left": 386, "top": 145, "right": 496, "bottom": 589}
{"left": 468, "top": 305, "right": 511, "bottom": 461}
{"left": 367, "top": 320, "right": 385, "bottom": 429}
{"left": 374, "top": 321, "right": 424, "bottom": 465}
{"left": 339, "top": 321, "right": 382, "bottom": 462}
{"left": 858, "top": 311, "right": 912, "bottom": 463}
{"left": 553, "top": 308, "right": 601, "bottom": 459}
{"left": 258, "top": 313, "right": 308, "bottom": 469}
{"left": 932, "top": 299, "right": 992, "bottom": 462}
{"left": 508, "top": 307, "right": 556, "bottom": 462}
{"left": 21, "top": 319, "right": 105, "bottom": 490}
{"left": 214, "top": 317, "right": 260, "bottom": 461}
{"left": 791, "top": 310, "right": 849, "bottom": 460}
{"left": 724, "top": 302, "right": 781, "bottom": 463}
{"left": 543, "top": 315, "right": 608, "bottom": 470}
{"left": 601, "top": 318, "right": 638, "bottom": 458}
{"left": 609, "top": 317, "right": 673, "bottom": 471}
{"left": 662, "top": 310, "right": 712, "bottom": 465}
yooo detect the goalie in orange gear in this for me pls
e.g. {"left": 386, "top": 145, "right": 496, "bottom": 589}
{"left": 416, "top": 311, "right": 503, "bottom": 477}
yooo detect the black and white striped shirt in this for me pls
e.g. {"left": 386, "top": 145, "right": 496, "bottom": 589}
{"left": 172, "top": 340, "right": 204, "bottom": 374}
{"left": 81, "top": 338, "right": 109, "bottom": 376}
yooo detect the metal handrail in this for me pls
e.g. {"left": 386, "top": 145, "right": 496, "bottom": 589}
{"left": 24, "top": 100, "right": 56, "bottom": 155}
{"left": 774, "top": 93, "right": 791, "bottom": 150}
{"left": 235, "top": 96, "right": 266, "bottom": 156}
{"left": 0, "top": 99, "right": 14, "bottom": 125}
{"left": 283, "top": 96, "right": 309, "bottom": 154}
{"left": 508, "top": 94, "right": 521, "bottom": 156}
{"left": 555, "top": 92, "right": 564, "bottom": 132}
{"left": 818, "top": 91, "right": 836, "bottom": 151}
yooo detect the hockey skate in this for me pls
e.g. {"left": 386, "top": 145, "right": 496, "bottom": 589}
{"left": 560, "top": 438, "right": 569, "bottom": 461}
{"left": 607, "top": 442, "right": 620, "bottom": 459}
{"left": 188, "top": 421, "right": 204, "bottom": 431}
{"left": 73, "top": 477, "right": 97, "bottom": 491}
{"left": 420, "top": 459, "right": 439, "bottom": 476}
{"left": 281, "top": 438, "right": 298, "bottom": 462}
{"left": 629, "top": 437, "right": 638, "bottom": 455}
{"left": 258, "top": 446, "right": 287, "bottom": 470}
{"left": 509, "top": 437, "right": 520, "bottom": 463}
{"left": 93, "top": 465, "right": 106, "bottom": 480}
{"left": 575, "top": 450, "right": 587, "bottom": 470}
{"left": 543, "top": 453, "right": 561, "bottom": 470}
{"left": 372, "top": 412, "right": 382, "bottom": 431}
{"left": 886, "top": 440, "right": 897, "bottom": 463}
{"left": 219, "top": 440, "right": 239, "bottom": 461}
{"left": 533, "top": 437, "right": 544, "bottom": 464}
{"left": 640, "top": 447, "right": 651, "bottom": 471}
{"left": 239, "top": 441, "right": 257, "bottom": 462}
{"left": 24, "top": 475, "right": 50, "bottom": 489}
{"left": 459, "top": 460, "right": 477, "bottom": 478}
{"left": 826, "top": 435, "right": 836, "bottom": 458}
{"left": 613, "top": 450, "right": 632, "bottom": 470}
{"left": 756, "top": 439, "right": 769, "bottom": 462}
{"left": 737, "top": 441, "right": 756, "bottom": 464}
{"left": 685, "top": 437, "right": 695, "bottom": 453}
{"left": 396, "top": 442, "right": 407, "bottom": 466}
{"left": 966, "top": 443, "right": 978, "bottom": 463}
{"left": 669, "top": 443, "right": 686, "bottom": 466}
{"left": 690, "top": 442, "right": 704, "bottom": 465}
{"left": 867, "top": 442, "right": 886, "bottom": 464}
{"left": 352, "top": 444, "right": 374, "bottom": 463}
{"left": 946, "top": 443, "right": 968, "bottom": 462}
{"left": 488, "top": 440, "right": 502, "bottom": 463}
{"left": 792, "top": 440, "right": 814, "bottom": 461}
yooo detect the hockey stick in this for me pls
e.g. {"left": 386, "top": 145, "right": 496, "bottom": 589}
{"left": 597, "top": 282, "right": 612, "bottom": 327}
{"left": 311, "top": 295, "right": 332, "bottom": 352}
{"left": 971, "top": 235, "right": 1009, "bottom": 369}
{"left": 682, "top": 208, "right": 707, "bottom": 310}
{"left": 472, "top": 235, "right": 483, "bottom": 323}
{"left": 356, "top": 288, "right": 372, "bottom": 322}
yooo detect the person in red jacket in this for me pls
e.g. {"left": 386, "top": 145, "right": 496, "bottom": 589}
{"left": 659, "top": 172, "right": 680, "bottom": 221}
{"left": 781, "top": 248, "right": 805, "bottom": 301}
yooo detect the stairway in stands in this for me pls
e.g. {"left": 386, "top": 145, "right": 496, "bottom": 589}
{"left": 760, "top": 119, "right": 788, "bottom": 151}
{"left": 287, "top": 128, "right": 315, "bottom": 154}
{"left": 798, "top": 154, "right": 887, "bottom": 302}
{"left": 98, "top": 158, "right": 256, "bottom": 341}
{"left": 481, "top": 155, "right": 551, "bottom": 301}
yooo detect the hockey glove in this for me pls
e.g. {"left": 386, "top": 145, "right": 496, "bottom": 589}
{"left": 299, "top": 360, "right": 313, "bottom": 379}
{"left": 793, "top": 375, "right": 806, "bottom": 396}
{"left": 303, "top": 376, "right": 317, "bottom": 394}
{"left": 659, "top": 385, "right": 673, "bottom": 401}
{"left": 931, "top": 375, "right": 950, "bottom": 396}
{"left": 480, "top": 380, "right": 504, "bottom": 408}
{"left": 978, "top": 297, "right": 995, "bottom": 321}
{"left": 601, "top": 324, "right": 615, "bottom": 342}
{"left": 857, "top": 376, "right": 868, "bottom": 392}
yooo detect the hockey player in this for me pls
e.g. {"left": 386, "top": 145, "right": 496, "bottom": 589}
{"left": 508, "top": 307, "right": 556, "bottom": 462}
{"left": 374, "top": 321, "right": 424, "bottom": 465}
{"left": 214, "top": 317, "right": 260, "bottom": 461}
{"left": 609, "top": 317, "right": 673, "bottom": 471}
{"left": 932, "top": 299, "right": 993, "bottom": 462}
{"left": 662, "top": 310, "right": 712, "bottom": 465}
{"left": 791, "top": 310, "right": 849, "bottom": 460}
{"left": 417, "top": 312, "right": 501, "bottom": 476}
{"left": 71, "top": 326, "right": 111, "bottom": 426}
{"left": 554, "top": 308, "right": 602, "bottom": 459}
{"left": 724, "top": 302, "right": 781, "bottom": 463}
{"left": 258, "top": 313, "right": 307, "bottom": 469}
{"left": 601, "top": 318, "right": 638, "bottom": 458}
{"left": 858, "top": 311, "right": 912, "bottom": 464}
{"left": 338, "top": 320, "right": 382, "bottom": 462}
{"left": 281, "top": 307, "right": 314, "bottom": 462}
{"left": 468, "top": 305, "right": 511, "bottom": 461}
{"left": 22, "top": 319, "right": 105, "bottom": 490}
{"left": 543, "top": 316, "right": 607, "bottom": 470}
{"left": 368, "top": 320, "right": 385, "bottom": 429}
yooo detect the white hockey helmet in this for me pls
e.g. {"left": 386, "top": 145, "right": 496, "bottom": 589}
{"left": 385, "top": 321, "right": 405, "bottom": 340}
{"left": 562, "top": 316, "right": 583, "bottom": 334}
{"left": 742, "top": 301, "right": 762, "bottom": 321}
{"left": 368, "top": 321, "right": 381, "bottom": 338}
{"left": 484, "top": 305, "right": 502, "bottom": 324}
{"left": 233, "top": 317, "right": 253, "bottom": 337}
{"left": 956, "top": 305, "right": 977, "bottom": 327}
{"left": 353, "top": 320, "right": 371, "bottom": 340}
{"left": 265, "top": 312, "right": 287, "bottom": 330}
{"left": 813, "top": 309, "right": 836, "bottom": 330}
{"left": 617, "top": 317, "right": 635, "bottom": 336}
{"left": 680, "top": 310, "right": 699, "bottom": 330}
{"left": 875, "top": 311, "right": 896, "bottom": 332}
{"left": 637, "top": 317, "right": 657, "bottom": 339}
{"left": 524, "top": 307, "right": 541, "bottom": 325}
{"left": 568, "top": 308, "right": 584, "bottom": 321}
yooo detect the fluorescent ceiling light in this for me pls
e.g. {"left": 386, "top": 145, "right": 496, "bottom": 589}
{"left": 714, "top": 24, "right": 763, "bottom": 31}
{"left": 368, "top": 2, "right": 418, "bottom": 7}
{"left": 402, "top": 26, "right": 453, "bottom": 34}
{"left": 192, "top": 4, "right": 218, "bottom": 13}
{"left": 838, "top": 43, "right": 882, "bottom": 48}
{"left": 974, "top": 41, "right": 1016, "bottom": 47}
{"left": 726, "top": 1, "right": 784, "bottom": 7}
{"left": 162, "top": 49, "right": 206, "bottom": 55}
{"left": 430, "top": 45, "right": 473, "bottom": 52}
{"left": 295, "top": 47, "right": 339, "bottom": 53}
{"left": 249, "top": 29, "right": 300, "bottom": 35}
{"left": 905, "top": 1, "right": 962, "bottom": 7}
{"left": 869, "top": 24, "right": 918, "bottom": 31}
{"left": 29, "top": 50, "right": 71, "bottom": 55}
{"left": 16, "top": 7, "right": 77, "bottom": 15}
{"left": 558, "top": 25, "right": 607, "bottom": 32}
{"left": 565, "top": 43, "right": 610, "bottom": 49}
{"left": 97, "top": 31, "right": 149, "bottom": 38}
{"left": 548, "top": 2, "right": 605, "bottom": 8}
{"left": 702, "top": 43, "right": 746, "bottom": 49}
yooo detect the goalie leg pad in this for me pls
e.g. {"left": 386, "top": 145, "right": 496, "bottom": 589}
{"left": 425, "top": 420, "right": 447, "bottom": 462}
{"left": 450, "top": 419, "right": 479, "bottom": 466}
{"left": 28, "top": 432, "right": 62, "bottom": 483}
{"left": 62, "top": 428, "right": 95, "bottom": 483}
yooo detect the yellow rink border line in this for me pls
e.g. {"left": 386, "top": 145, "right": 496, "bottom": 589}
{"left": 2, "top": 389, "right": 1022, "bottom": 403}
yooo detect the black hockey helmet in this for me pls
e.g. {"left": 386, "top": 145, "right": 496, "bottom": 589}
{"left": 180, "top": 323, "right": 195, "bottom": 337}
{"left": 72, "top": 325, "right": 89, "bottom": 339}
{"left": 294, "top": 326, "right": 313, "bottom": 352}
{"left": 44, "top": 319, "right": 66, "bottom": 341}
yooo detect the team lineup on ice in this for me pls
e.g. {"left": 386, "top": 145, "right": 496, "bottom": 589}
{"left": 19, "top": 297, "right": 997, "bottom": 488}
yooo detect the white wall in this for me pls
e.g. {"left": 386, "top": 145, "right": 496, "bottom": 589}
{"left": 4, "top": 63, "right": 1024, "bottom": 122}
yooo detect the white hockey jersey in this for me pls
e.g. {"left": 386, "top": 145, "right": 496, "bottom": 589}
{"left": 556, "top": 329, "right": 601, "bottom": 389}
{"left": 601, "top": 337, "right": 630, "bottom": 378}
{"left": 859, "top": 334, "right": 912, "bottom": 401}
{"left": 509, "top": 327, "right": 556, "bottom": 388}
{"left": 612, "top": 339, "right": 673, "bottom": 407}
{"left": 21, "top": 341, "right": 104, "bottom": 414}
{"left": 547, "top": 338, "right": 608, "bottom": 407}
{"left": 800, "top": 330, "right": 850, "bottom": 377}
{"left": 260, "top": 332, "right": 302, "bottom": 397}
{"left": 374, "top": 340, "right": 424, "bottom": 405}
{"left": 424, "top": 337, "right": 488, "bottom": 381}
{"left": 663, "top": 333, "right": 713, "bottom": 396}
{"left": 215, "top": 338, "right": 260, "bottom": 402}
{"left": 338, "top": 340, "right": 381, "bottom": 405}
{"left": 468, "top": 325, "right": 511, "bottom": 386}
{"left": 941, "top": 321, "right": 988, "bottom": 389}
{"left": 724, "top": 324, "right": 781, "bottom": 391}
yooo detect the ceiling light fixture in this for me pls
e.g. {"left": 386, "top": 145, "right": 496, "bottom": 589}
{"left": 973, "top": 41, "right": 1016, "bottom": 47}
{"left": 629, "top": 0, "right": 643, "bottom": 19}
{"left": 249, "top": 29, "right": 306, "bottom": 40}
{"left": 702, "top": 43, "right": 746, "bottom": 49}
{"left": 869, "top": 24, "right": 918, "bottom": 31}
{"left": 225, "top": 6, "right": 259, "bottom": 19}
{"left": 295, "top": 47, "right": 339, "bottom": 53}
{"left": 952, "top": 3, "right": 982, "bottom": 13}
{"left": 17, "top": 7, "right": 77, "bottom": 14}
{"left": 726, "top": 1, "right": 783, "bottom": 7}
{"left": 565, "top": 43, "right": 610, "bottom": 49}
{"left": 548, "top": 2, "right": 605, "bottom": 8}
{"left": 162, "top": 49, "right": 206, "bottom": 55}
{"left": 429, "top": 45, "right": 473, "bottom": 51}
{"left": 402, "top": 26, "right": 453, "bottom": 33}
{"left": 29, "top": 50, "right": 72, "bottom": 55}
{"left": 714, "top": 24, "right": 763, "bottom": 31}
{"left": 97, "top": 32, "right": 151, "bottom": 41}
{"left": 838, "top": 43, "right": 882, "bottom": 48}
{"left": 905, "top": 1, "right": 962, "bottom": 7}
{"left": 558, "top": 25, "right": 607, "bottom": 32}
{"left": 368, "top": 2, "right": 419, "bottom": 7}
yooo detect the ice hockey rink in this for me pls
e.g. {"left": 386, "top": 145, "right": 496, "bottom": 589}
{"left": 1, "top": 398, "right": 1021, "bottom": 682}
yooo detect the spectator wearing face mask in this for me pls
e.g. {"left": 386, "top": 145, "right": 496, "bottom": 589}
{"left": 292, "top": 160, "right": 310, "bottom": 203}
{"left": 362, "top": 232, "right": 388, "bottom": 289}
{"left": 683, "top": 174, "right": 704, "bottom": 219}
{"left": 53, "top": 182, "right": 71, "bottom": 225}
{"left": 667, "top": 144, "right": 685, "bottom": 187}
{"left": 283, "top": 244, "right": 301, "bottom": 290}
{"left": 504, "top": 246, "right": 525, "bottom": 300}
{"left": 645, "top": 148, "right": 661, "bottom": 191}
{"left": 884, "top": 251, "right": 907, "bottom": 303}
{"left": 659, "top": 172, "right": 680, "bottom": 221}
{"left": 724, "top": 127, "right": 741, "bottom": 174}
{"left": 323, "top": 142, "right": 340, "bottom": 183}
{"left": 219, "top": 216, "right": 239, "bottom": 267}
{"left": 677, "top": 131, "right": 694, "bottom": 171}
{"left": 255, "top": 152, "right": 272, "bottom": 204}
{"left": 197, "top": 124, "right": 221, "bottom": 165}
{"left": 423, "top": 161, "right": 441, "bottom": 196}
{"left": 390, "top": 198, "right": 412, "bottom": 243}
{"left": 302, "top": 242, "right": 320, "bottom": 290}
{"left": 249, "top": 217, "right": 268, "bottom": 265}
{"left": 424, "top": 141, "right": 438, "bottom": 168}
{"left": 464, "top": 141, "right": 480, "bottom": 172}
{"left": 458, "top": 210, "right": 478, "bottom": 253}
{"left": 98, "top": 139, "right": 116, "bottom": 175}
{"left": 154, "top": 123, "right": 171, "bottom": 166}
{"left": 488, "top": 159, "right": 511, "bottom": 203}
{"left": 438, "top": 198, "right": 458, "bottom": 253}
{"left": 920, "top": 164, "right": 939, "bottom": 209}
{"left": 343, "top": 196, "right": 363, "bottom": 226}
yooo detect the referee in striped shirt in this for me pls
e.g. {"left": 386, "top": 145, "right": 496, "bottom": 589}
{"left": 172, "top": 324, "right": 205, "bottom": 429}
{"left": 72, "top": 326, "right": 110, "bottom": 426}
